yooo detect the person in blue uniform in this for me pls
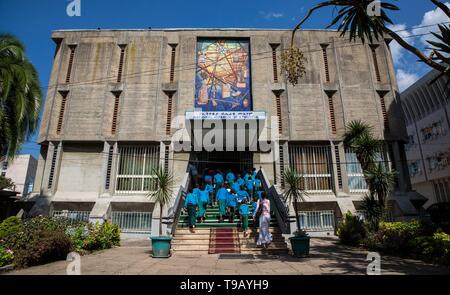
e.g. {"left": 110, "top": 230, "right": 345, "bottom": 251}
{"left": 235, "top": 173, "right": 245, "bottom": 187}
{"left": 244, "top": 171, "right": 252, "bottom": 181}
{"left": 239, "top": 198, "right": 250, "bottom": 237}
{"left": 251, "top": 196, "right": 258, "bottom": 228}
{"left": 216, "top": 183, "right": 229, "bottom": 222}
{"left": 245, "top": 178, "right": 254, "bottom": 198}
{"left": 254, "top": 177, "right": 262, "bottom": 191}
{"left": 226, "top": 171, "right": 236, "bottom": 184}
{"left": 227, "top": 190, "right": 238, "bottom": 223}
{"left": 251, "top": 168, "right": 257, "bottom": 180}
{"left": 204, "top": 179, "right": 214, "bottom": 205}
{"left": 184, "top": 188, "right": 199, "bottom": 233}
{"left": 256, "top": 188, "right": 264, "bottom": 200}
{"left": 196, "top": 185, "right": 210, "bottom": 223}
{"left": 236, "top": 186, "right": 250, "bottom": 203}
{"left": 214, "top": 170, "right": 224, "bottom": 195}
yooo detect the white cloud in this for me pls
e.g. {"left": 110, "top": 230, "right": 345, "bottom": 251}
{"left": 259, "top": 11, "right": 284, "bottom": 20}
{"left": 387, "top": 23, "right": 412, "bottom": 65}
{"left": 396, "top": 69, "right": 420, "bottom": 92}
{"left": 412, "top": 2, "right": 450, "bottom": 48}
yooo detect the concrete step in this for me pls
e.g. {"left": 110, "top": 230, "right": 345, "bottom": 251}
{"left": 174, "top": 227, "right": 281, "bottom": 235}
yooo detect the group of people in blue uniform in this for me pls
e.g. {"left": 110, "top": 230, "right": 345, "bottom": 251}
{"left": 184, "top": 168, "right": 266, "bottom": 236}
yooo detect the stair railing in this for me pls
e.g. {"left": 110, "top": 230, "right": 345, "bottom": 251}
{"left": 257, "top": 169, "right": 291, "bottom": 234}
{"left": 168, "top": 172, "right": 191, "bottom": 236}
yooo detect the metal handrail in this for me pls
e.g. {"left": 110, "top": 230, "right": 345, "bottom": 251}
{"left": 257, "top": 169, "right": 291, "bottom": 234}
{"left": 169, "top": 173, "right": 191, "bottom": 236}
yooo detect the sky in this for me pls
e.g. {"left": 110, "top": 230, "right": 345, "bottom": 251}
{"left": 0, "top": 0, "right": 449, "bottom": 158}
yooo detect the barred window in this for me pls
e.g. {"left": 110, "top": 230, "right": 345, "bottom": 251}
{"left": 345, "top": 147, "right": 386, "bottom": 193}
{"left": 289, "top": 145, "right": 333, "bottom": 193}
{"left": 115, "top": 145, "right": 160, "bottom": 193}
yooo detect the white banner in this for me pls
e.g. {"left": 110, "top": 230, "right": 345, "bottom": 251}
{"left": 185, "top": 111, "right": 266, "bottom": 120}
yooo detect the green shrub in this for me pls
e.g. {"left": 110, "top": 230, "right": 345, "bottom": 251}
{"left": 337, "top": 212, "right": 367, "bottom": 246}
{"left": 7, "top": 228, "right": 72, "bottom": 267}
{"left": 0, "top": 247, "right": 14, "bottom": 267}
{"left": 412, "top": 231, "right": 450, "bottom": 265}
{"left": 377, "top": 221, "right": 422, "bottom": 255}
{"left": 66, "top": 221, "right": 120, "bottom": 252}
{"left": 0, "top": 216, "right": 23, "bottom": 239}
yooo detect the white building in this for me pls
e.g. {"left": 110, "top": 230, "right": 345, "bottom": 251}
{"left": 401, "top": 69, "right": 450, "bottom": 208}
{"left": 1, "top": 154, "right": 38, "bottom": 198}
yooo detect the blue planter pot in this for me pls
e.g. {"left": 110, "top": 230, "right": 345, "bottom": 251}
{"left": 150, "top": 236, "right": 172, "bottom": 258}
{"left": 289, "top": 235, "right": 311, "bottom": 257}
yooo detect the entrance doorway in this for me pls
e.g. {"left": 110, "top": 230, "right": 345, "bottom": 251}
{"left": 195, "top": 151, "right": 253, "bottom": 176}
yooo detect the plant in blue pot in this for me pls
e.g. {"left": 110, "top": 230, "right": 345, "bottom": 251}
{"left": 284, "top": 168, "right": 311, "bottom": 257}
{"left": 148, "top": 167, "right": 174, "bottom": 258}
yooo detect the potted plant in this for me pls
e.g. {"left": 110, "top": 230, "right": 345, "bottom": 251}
{"left": 148, "top": 167, "right": 174, "bottom": 258}
{"left": 284, "top": 168, "right": 311, "bottom": 257}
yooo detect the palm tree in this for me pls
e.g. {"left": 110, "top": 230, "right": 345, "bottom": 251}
{"left": 283, "top": 168, "right": 307, "bottom": 234}
{"left": 344, "top": 121, "right": 382, "bottom": 172}
{"left": 284, "top": 0, "right": 450, "bottom": 85}
{"left": 344, "top": 120, "right": 397, "bottom": 228}
{"left": 148, "top": 167, "right": 174, "bottom": 236}
{"left": 0, "top": 34, "right": 42, "bottom": 160}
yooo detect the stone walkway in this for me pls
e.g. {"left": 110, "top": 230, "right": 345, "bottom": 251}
{"left": 4, "top": 237, "right": 450, "bottom": 275}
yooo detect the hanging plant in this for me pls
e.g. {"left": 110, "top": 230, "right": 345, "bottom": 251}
{"left": 281, "top": 46, "right": 306, "bottom": 86}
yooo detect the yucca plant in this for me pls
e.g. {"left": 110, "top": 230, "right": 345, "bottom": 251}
{"left": 364, "top": 162, "right": 397, "bottom": 208}
{"left": 147, "top": 167, "right": 174, "bottom": 236}
{"left": 283, "top": 168, "right": 307, "bottom": 234}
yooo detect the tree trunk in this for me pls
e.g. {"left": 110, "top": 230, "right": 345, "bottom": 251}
{"left": 293, "top": 198, "right": 301, "bottom": 232}
{"left": 159, "top": 205, "right": 163, "bottom": 236}
{"left": 384, "top": 27, "right": 447, "bottom": 73}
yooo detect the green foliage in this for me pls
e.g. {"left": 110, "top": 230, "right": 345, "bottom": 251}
{"left": 360, "top": 194, "right": 382, "bottom": 230}
{"left": 148, "top": 167, "right": 174, "bottom": 236}
{"left": 0, "top": 34, "right": 42, "bottom": 159}
{"left": 67, "top": 222, "right": 120, "bottom": 252}
{"left": 364, "top": 163, "right": 397, "bottom": 207}
{"left": 1, "top": 216, "right": 120, "bottom": 268}
{"left": 377, "top": 221, "right": 422, "bottom": 254}
{"left": 0, "top": 246, "right": 14, "bottom": 267}
{"left": 283, "top": 168, "right": 307, "bottom": 233}
{"left": 337, "top": 211, "right": 367, "bottom": 246}
{"left": 0, "top": 216, "right": 22, "bottom": 239}
{"left": 0, "top": 175, "right": 14, "bottom": 190}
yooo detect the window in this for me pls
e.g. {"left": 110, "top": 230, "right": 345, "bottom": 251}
{"left": 408, "top": 161, "right": 422, "bottom": 177}
{"left": 66, "top": 45, "right": 76, "bottom": 83}
{"left": 275, "top": 93, "right": 282, "bottom": 134}
{"left": 111, "top": 93, "right": 120, "bottom": 135}
{"left": 115, "top": 145, "right": 160, "bottom": 193}
{"left": 289, "top": 145, "right": 333, "bottom": 193}
{"left": 105, "top": 145, "right": 114, "bottom": 190}
{"left": 299, "top": 210, "right": 335, "bottom": 231}
{"left": 334, "top": 146, "right": 342, "bottom": 189}
{"left": 345, "top": 147, "right": 385, "bottom": 193}
{"left": 166, "top": 93, "right": 173, "bottom": 135}
{"left": 48, "top": 144, "right": 59, "bottom": 189}
{"left": 378, "top": 92, "right": 389, "bottom": 131}
{"left": 271, "top": 44, "right": 279, "bottom": 82}
{"left": 326, "top": 92, "right": 336, "bottom": 134}
{"left": 117, "top": 45, "right": 127, "bottom": 83}
{"left": 321, "top": 44, "right": 330, "bottom": 82}
{"left": 370, "top": 45, "right": 381, "bottom": 82}
{"left": 169, "top": 44, "right": 177, "bottom": 82}
{"left": 56, "top": 91, "right": 68, "bottom": 134}
{"left": 421, "top": 120, "right": 446, "bottom": 142}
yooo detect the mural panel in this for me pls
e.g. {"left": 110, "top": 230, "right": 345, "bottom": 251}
{"left": 195, "top": 39, "right": 251, "bottom": 111}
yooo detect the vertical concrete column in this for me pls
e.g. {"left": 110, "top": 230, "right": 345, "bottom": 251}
{"left": 338, "top": 143, "right": 350, "bottom": 195}
{"left": 32, "top": 145, "right": 48, "bottom": 195}
{"left": 50, "top": 142, "right": 63, "bottom": 196}
{"left": 391, "top": 141, "right": 410, "bottom": 192}
{"left": 330, "top": 142, "right": 340, "bottom": 196}
{"left": 100, "top": 141, "right": 111, "bottom": 196}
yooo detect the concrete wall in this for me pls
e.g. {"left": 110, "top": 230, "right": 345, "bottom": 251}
{"left": 1, "top": 154, "right": 37, "bottom": 197}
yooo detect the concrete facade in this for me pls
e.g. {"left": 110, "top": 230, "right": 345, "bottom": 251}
{"left": 1, "top": 154, "right": 38, "bottom": 198}
{"left": 32, "top": 28, "right": 418, "bottom": 234}
{"left": 401, "top": 69, "right": 450, "bottom": 208}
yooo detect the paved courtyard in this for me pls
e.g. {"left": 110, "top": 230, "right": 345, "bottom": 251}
{"left": 4, "top": 237, "right": 450, "bottom": 275}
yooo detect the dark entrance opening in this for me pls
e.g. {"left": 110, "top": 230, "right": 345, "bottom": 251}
{"left": 195, "top": 151, "right": 253, "bottom": 177}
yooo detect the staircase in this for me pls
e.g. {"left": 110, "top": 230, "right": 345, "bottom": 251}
{"left": 172, "top": 204, "right": 289, "bottom": 255}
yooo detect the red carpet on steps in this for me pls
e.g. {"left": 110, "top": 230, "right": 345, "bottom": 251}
{"left": 208, "top": 228, "right": 241, "bottom": 254}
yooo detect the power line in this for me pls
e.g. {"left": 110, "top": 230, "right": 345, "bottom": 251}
{"left": 35, "top": 22, "right": 450, "bottom": 91}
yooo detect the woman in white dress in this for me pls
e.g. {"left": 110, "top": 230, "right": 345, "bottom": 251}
{"left": 255, "top": 193, "right": 272, "bottom": 248}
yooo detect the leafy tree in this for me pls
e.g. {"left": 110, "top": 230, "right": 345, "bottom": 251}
{"left": 0, "top": 175, "right": 14, "bottom": 190}
{"left": 0, "top": 34, "right": 42, "bottom": 160}
{"left": 283, "top": 168, "right": 307, "bottom": 234}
